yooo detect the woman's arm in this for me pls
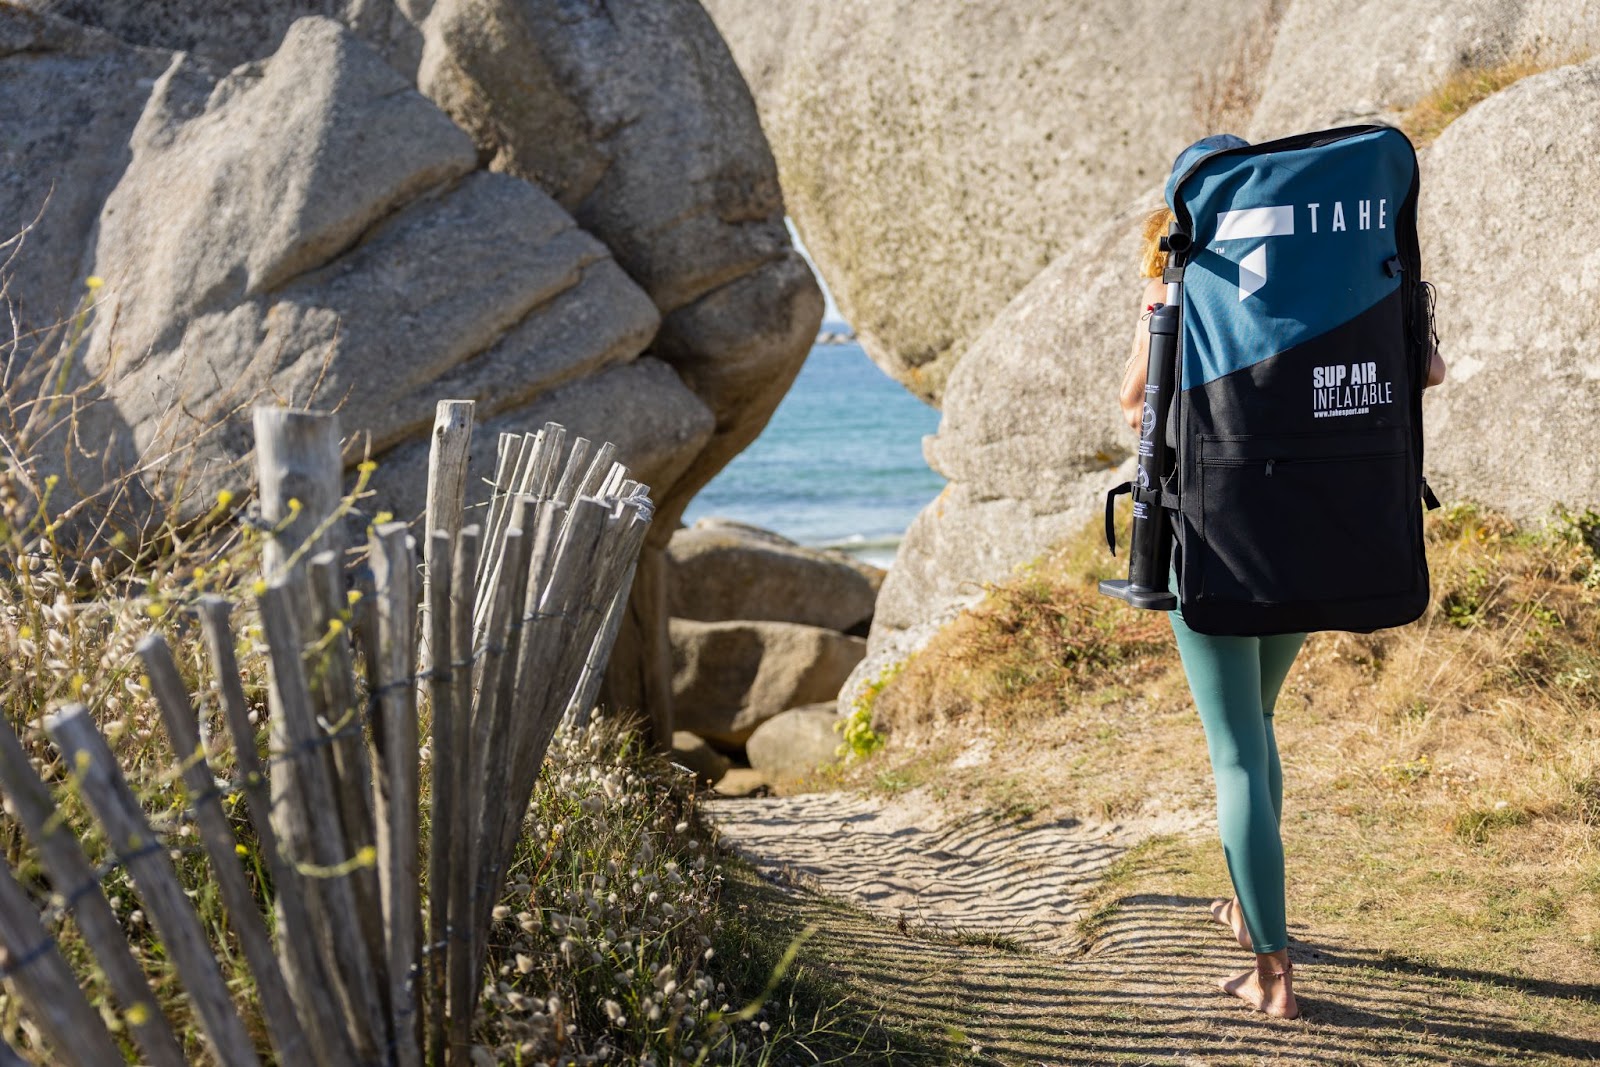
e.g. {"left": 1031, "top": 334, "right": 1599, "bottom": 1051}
{"left": 1119, "top": 277, "right": 1169, "bottom": 432}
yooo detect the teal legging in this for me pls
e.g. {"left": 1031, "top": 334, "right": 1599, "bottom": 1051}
{"left": 1168, "top": 588, "right": 1305, "bottom": 955}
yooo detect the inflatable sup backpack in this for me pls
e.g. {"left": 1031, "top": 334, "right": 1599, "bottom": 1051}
{"left": 1102, "top": 125, "right": 1441, "bottom": 636}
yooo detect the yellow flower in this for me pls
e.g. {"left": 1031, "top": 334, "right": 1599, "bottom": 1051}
{"left": 356, "top": 460, "right": 378, "bottom": 474}
{"left": 85, "top": 276, "right": 104, "bottom": 290}
{"left": 216, "top": 489, "right": 234, "bottom": 509}
{"left": 145, "top": 602, "right": 165, "bottom": 619}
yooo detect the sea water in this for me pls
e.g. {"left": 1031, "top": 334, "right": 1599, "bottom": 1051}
{"left": 680, "top": 338, "right": 944, "bottom": 569}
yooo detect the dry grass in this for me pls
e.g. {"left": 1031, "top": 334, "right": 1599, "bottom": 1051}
{"left": 1400, "top": 51, "right": 1587, "bottom": 144}
{"left": 870, "top": 576, "right": 1171, "bottom": 733}
{"left": 839, "top": 498, "right": 1600, "bottom": 1031}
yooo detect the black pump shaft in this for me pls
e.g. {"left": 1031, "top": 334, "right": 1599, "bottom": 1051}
{"left": 1099, "top": 229, "right": 1188, "bottom": 611}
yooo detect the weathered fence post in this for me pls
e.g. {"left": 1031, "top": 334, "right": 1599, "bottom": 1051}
{"left": 424, "top": 526, "right": 451, "bottom": 1065}
{"left": 444, "top": 524, "right": 481, "bottom": 1064}
{"left": 196, "top": 595, "right": 359, "bottom": 1066}
{"left": 253, "top": 407, "right": 343, "bottom": 592}
{"left": 421, "top": 402, "right": 474, "bottom": 1066}
{"left": 369, "top": 521, "right": 423, "bottom": 1067}
{"left": 0, "top": 717, "right": 187, "bottom": 1067}
{"left": 139, "top": 633, "right": 314, "bottom": 1066}
{"left": 0, "top": 856, "right": 125, "bottom": 1066}
{"left": 306, "top": 549, "right": 390, "bottom": 1006}
{"left": 258, "top": 579, "right": 390, "bottom": 1062}
{"left": 46, "top": 704, "right": 262, "bottom": 1067}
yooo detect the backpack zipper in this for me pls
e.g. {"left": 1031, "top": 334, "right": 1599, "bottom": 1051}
{"left": 1201, "top": 447, "right": 1406, "bottom": 471}
{"left": 1168, "top": 123, "right": 1399, "bottom": 235}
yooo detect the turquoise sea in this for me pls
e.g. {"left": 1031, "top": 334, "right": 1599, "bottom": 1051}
{"left": 681, "top": 337, "right": 945, "bottom": 569}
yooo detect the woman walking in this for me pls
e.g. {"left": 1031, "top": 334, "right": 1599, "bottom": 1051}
{"left": 1118, "top": 203, "right": 1446, "bottom": 1019}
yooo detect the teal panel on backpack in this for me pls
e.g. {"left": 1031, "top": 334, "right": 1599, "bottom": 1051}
{"left": 1167, "top": 127, "right": 1417, "bottom": 390}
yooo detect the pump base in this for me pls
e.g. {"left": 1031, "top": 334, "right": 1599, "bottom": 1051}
{"left": 1098, "top": 578, "right": 1178, "bottom": 611}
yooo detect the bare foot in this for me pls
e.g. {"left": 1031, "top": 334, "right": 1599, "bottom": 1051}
{"left": 1208, "top": 897, "right": 1253, "bottom": 951}
{"left": 1217, "top": 953, "right": 1299, "bottom": 1019}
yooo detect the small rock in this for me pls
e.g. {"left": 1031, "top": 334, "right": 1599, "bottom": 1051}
{"left": 668, "top": 519, "right": 879, "bottom": 632}
{"left": 712, "top": 767, "right": 771, "bottom": 798}
{"left": 745, "top": 704, "right": 844, "bottom": 782}
{"left": 670, "top": 731, "right": 731, "bottom": 787}
{"left": 670, "top": 618, "right": 865, "bottom": 746}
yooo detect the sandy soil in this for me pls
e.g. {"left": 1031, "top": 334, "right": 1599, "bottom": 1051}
{"left": 704, "top": 783, "right": 1600, "bottom": 1065}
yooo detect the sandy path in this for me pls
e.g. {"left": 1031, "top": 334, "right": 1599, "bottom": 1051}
{"left": 705, "top": 787, "right": 1201, "bottom": 954}
{"left": 704, "top": 786, "right": 1600, "bottom": 1065}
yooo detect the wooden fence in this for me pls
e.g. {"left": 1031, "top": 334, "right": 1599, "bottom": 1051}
{"left": 0, "top": 401, "right": 653, "bottom": 1065}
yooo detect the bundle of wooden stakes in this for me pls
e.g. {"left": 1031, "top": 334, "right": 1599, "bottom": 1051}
{"left": 0, "top": 400, "right": 653, "bottom": 1066}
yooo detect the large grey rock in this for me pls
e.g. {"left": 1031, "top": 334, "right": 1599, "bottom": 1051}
{"left": 667, "top": 517, "right": 879, "bottom": 633}
{"left": 840, "top": 196, "right": 1149, "bottom": 714}
{"left": 417, "top": 0, "right": 823, "bottom": 539}
{"left": 5, "top": 2, "right": 825, "bottom": 749}
{"left": 22, "top": 0, "right": 823, "bottom": 543}
{"left": 411, "top": 0, "right": 824, "bottom": 747}
{"left": 671, "top": 618, "right": 865, "bottom": 746}
{"left": 87, "top": 15, "right": 478, "bottom": 384}
{"left": 76, "top": 17, "right": 681, "bottom": 518}
{"left": 745, "top": 703, "right": 842, "bottom": 782}
{"left": 700, "top": 0, "right": 1265, "bottom": 405}
{"left": 1417, "top": 57, "right": 1600, "bottom": 519}
{"left": 1248, "top": 1, "right": 1600, "bottom": 138}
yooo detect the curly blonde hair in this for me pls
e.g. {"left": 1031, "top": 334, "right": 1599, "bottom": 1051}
{"left": 1140, "top": 206, "right": 1176, "bottom": 279}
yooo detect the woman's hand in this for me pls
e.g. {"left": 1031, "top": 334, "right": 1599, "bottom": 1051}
{"left": 1120, "top": 277, "right": 1168, "bottom": 432}
{"left": 1425, "top": 345, "right": 1446, "bottom": 388}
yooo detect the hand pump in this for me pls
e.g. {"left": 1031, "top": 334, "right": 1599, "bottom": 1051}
{"left": 1099, "top": 224, "right": 1191, "bottom": 610}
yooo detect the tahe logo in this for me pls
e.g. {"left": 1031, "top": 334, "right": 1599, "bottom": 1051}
{"left": 1213, "top": 199, "right": 1389, "bottom": 301}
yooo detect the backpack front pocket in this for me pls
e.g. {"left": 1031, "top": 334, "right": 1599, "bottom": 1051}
{"left": 1195, "top": 427, "right": 1416, "bottom": 606}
